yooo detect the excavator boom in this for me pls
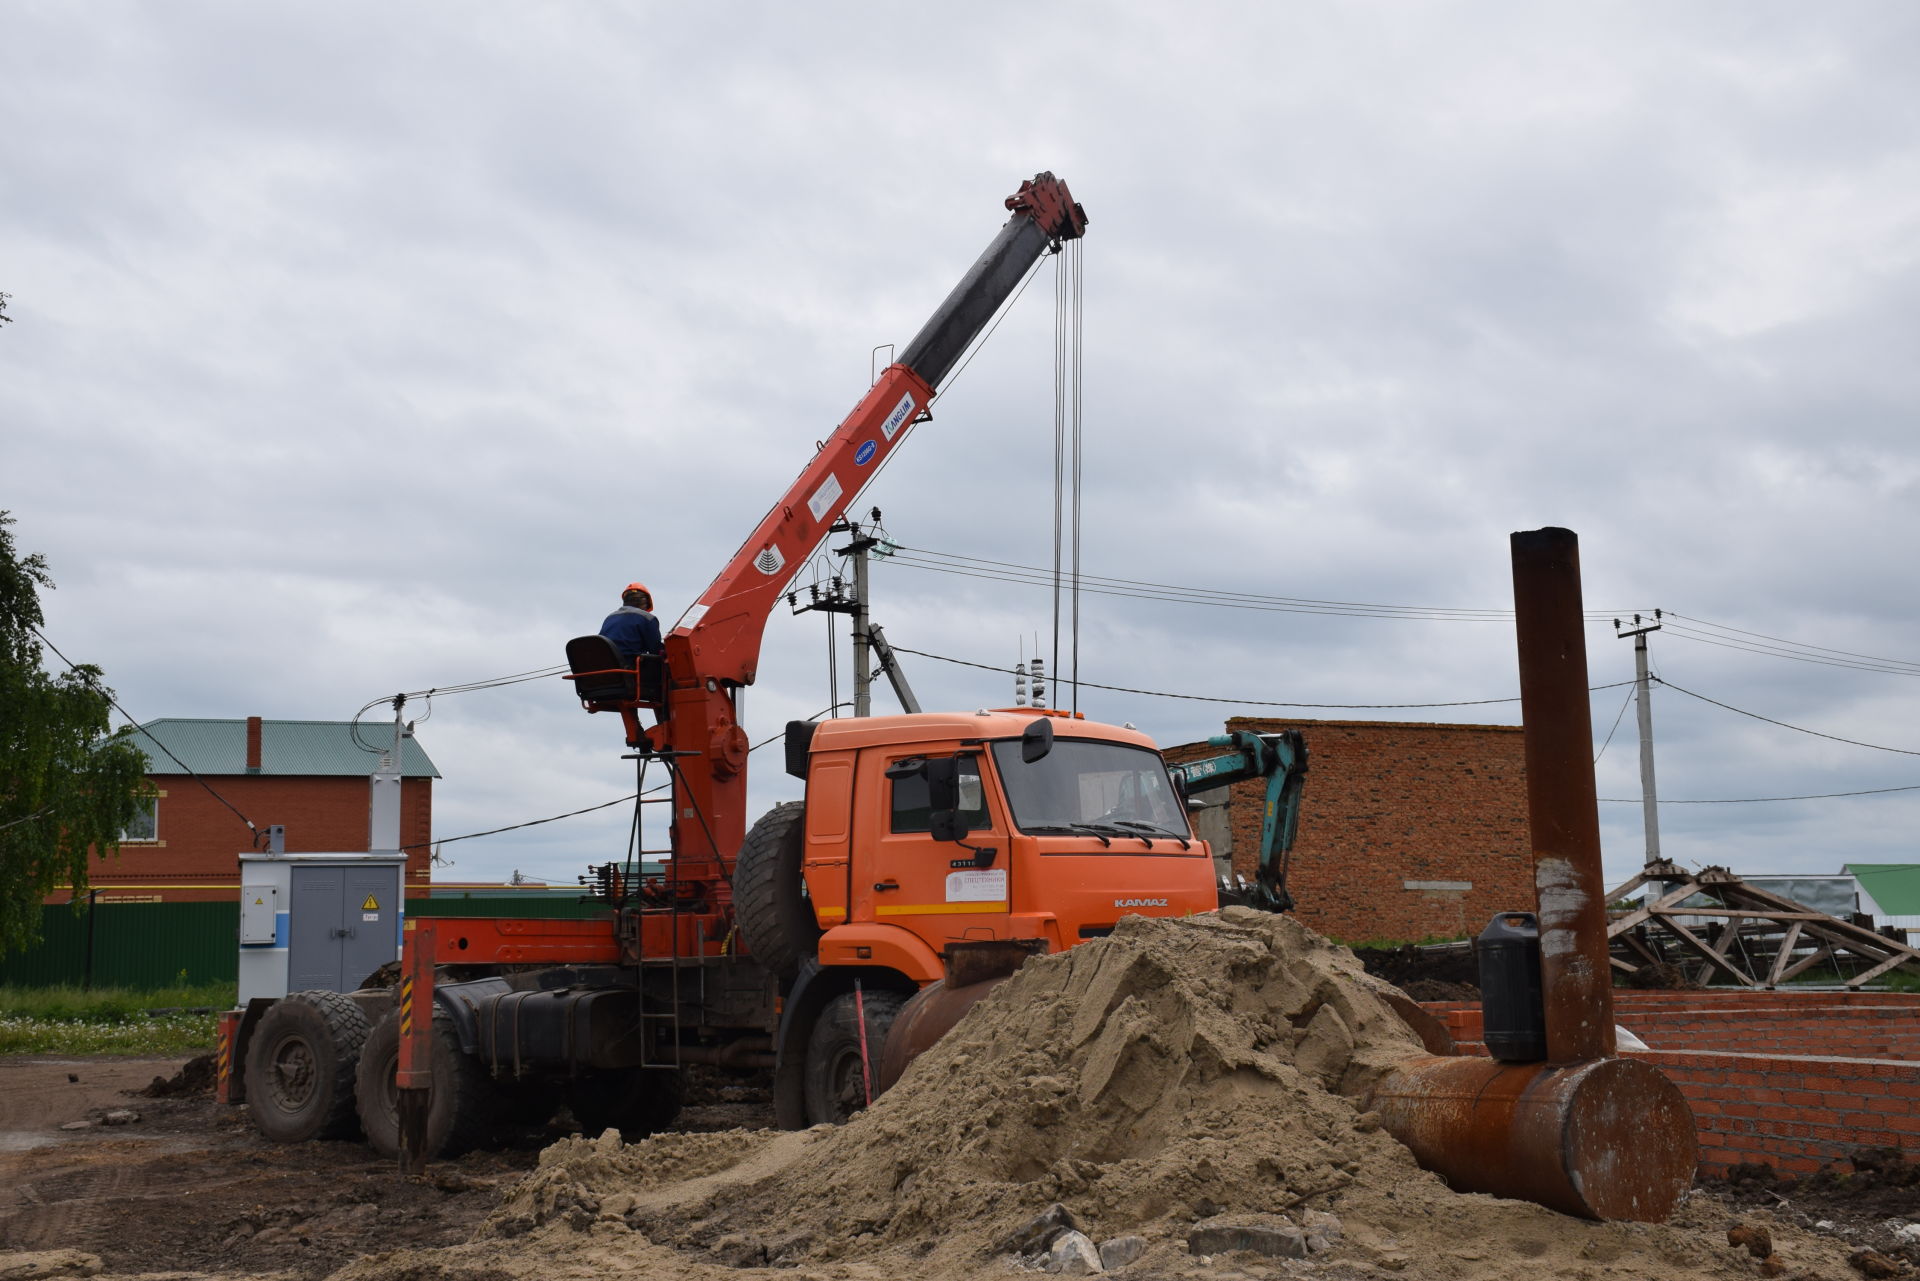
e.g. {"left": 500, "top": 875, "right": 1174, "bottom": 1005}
{"left": 1172, "top": 729, "right": 1308, "bottom": 912}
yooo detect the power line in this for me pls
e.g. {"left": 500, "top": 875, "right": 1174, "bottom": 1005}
{"left": 0, "top": 807, "right": 52, "bottom": 834}
{"left": 1593, "top": 684, "right": 1635, "bottom": 765}
{"left": 408, "top": 707, "right": 833, "bottom": 854}
{"left": 1662, "top": 623, "right": 1920, "bottom": 677}
{"left": 1655, "top": 677, "right": 1920, "bottom": 758}
{"left": 1667, "top": 612, "right": 1920, "bottom": 674}
{"left": 402, "top": 793, "right": 643, "bottom": 851}
{"left": 891, "top": 642, "right": 1633, "bottom": 710}
{"left": 27, "top": 624, "right": 262, "bottom": 843}
{"left": 1600, "top": 783, "right": 1920, "bottom": 804}
{"left": 883, "top": 545, "right": 1641, "bottom": 623}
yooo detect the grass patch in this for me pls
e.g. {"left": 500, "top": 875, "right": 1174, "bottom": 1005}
{"left": 0, "top": 982, "right": 233, "bottom": 1056}
{"left": 1335, "top": 933, "right": 1472, "bottom": 950}
{"left": 1765, "top": 966, "right": 1920, "bottom": 993}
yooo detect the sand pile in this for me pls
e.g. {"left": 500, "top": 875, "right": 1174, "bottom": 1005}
{"left": 481, "top": 909, "right": 1429, "bottom": 1258}
{"left": 338, "top": 909, "right": 1860, "bottom": 1281}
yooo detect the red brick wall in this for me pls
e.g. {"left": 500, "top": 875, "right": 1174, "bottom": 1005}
{"left": 70, "top": 776, "right": 433, "bottom": 903}
{"left": 1641, "top": 1050, "right": 1920, "bottom": 1174}
{"left": 1425, "top": 991, "right": 1920, "bottom": 1174}
{"left": 1168, "top": 718, "right": 1534, "bottom": 943}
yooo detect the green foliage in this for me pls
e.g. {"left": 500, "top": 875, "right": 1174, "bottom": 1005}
{"left": 0, "top": 1013, "right": 218, "bottom": 1055}
{"left": 0, "top": 512, "right": 154, "bottom": 955}
{"left": 0, "top": 981, "right": 229, "bottom": 1055}
{"left": 1333, "top": 931, "right": 1472, "bottom": 950}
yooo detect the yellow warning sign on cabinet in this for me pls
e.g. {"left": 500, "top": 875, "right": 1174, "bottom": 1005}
{"left": 362, "top": 894, "right": 380, "bottom": 911}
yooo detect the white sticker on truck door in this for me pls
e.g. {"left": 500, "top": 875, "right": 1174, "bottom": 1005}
{"left": 945, "top": 869, "right": 1007, "bottom": 902}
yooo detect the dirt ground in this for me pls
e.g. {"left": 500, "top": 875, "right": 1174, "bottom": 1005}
{"left": 0, "top": 1056, "right": 1898, "bottom": 1281}
{"left": 0, "top": 913, "right": 1904, "bottom": 1281}
{"left": 0, "top": 1057, "right": 1895, "bottom": 1281}
{"left": 0, "top": 1054, "right": 770, "bottom": 1279}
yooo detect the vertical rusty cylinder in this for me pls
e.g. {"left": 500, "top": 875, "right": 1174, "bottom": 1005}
{"left": 395, "top": 919, "right": 436, "bottom": 1174}
{"left": 1510, "top": 527, "right": 1615, "bottom": 1062}
{"left": 1368, "top": 529, "right": 1698, "bottom": 1222}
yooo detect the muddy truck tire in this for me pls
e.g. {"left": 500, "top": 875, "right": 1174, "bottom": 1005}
{"left": 803, "top": 988, "right": 907, "bottom": 1125}
{"left": 244, "top": 990, "right": 371, "bottom": 1143}
{"left": 732, "top": 801, "right": 817, "bottom": 982}
{"left": 355, "top": 1009, "right": 500, "bottom": 1159}
{"left": 565, "top": 1066, "right": 685, "bottom": 1139}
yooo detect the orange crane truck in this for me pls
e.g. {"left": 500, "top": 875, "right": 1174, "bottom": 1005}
{"left": 222, "top": 173, "right": 1307, "bottom": 1159}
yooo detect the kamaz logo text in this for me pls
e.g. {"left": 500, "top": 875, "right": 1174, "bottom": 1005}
{"left": 1113, "top": 898, "right": 1169, "bottom": 908}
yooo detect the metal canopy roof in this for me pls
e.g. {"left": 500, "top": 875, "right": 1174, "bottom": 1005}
{"left": 1845, "top": 863, "right": 1920, "bottom": 917}
{"left": 128, "top": 719, "right": 441, "bottom": 778}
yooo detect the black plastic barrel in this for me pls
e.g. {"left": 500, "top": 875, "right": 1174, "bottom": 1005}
{"left": 1478, "top": 911, "right": 1547, "bottom": 1062}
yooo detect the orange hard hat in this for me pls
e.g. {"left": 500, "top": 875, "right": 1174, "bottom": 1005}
{"left": 624, "top": 581, "right": 651, "bottom": 597}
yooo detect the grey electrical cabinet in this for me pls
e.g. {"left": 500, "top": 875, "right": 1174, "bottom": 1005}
{"left": 287, "top": 862, "right": 402, "bottom": 992}
{"left": 238, "top": 851, "right": 406, "bottom": 1003}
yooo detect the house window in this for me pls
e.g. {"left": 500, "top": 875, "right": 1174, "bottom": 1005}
{"left": 121, "top": 796, "right": 159, "bottom": 843}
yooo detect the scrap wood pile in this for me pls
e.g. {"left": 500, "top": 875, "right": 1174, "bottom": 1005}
{"left": 340, "top": 910, "right": 1863, "bottom": 1281}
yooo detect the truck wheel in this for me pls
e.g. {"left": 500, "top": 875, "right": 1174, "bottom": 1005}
{"left": 355, "top": 1009, "right": 498, "bottom": 1159}
{"left": 244, "top": 990, "right": 370, "bottom": 1143}
{"left": 565, "top": 1066, "right": 685, "bottom": 1139}
{"left": 803, "top": 988, "right": 907, "bottom": 1125}
{"left": 733, "top": 801, "right": 817, "bottom": 982}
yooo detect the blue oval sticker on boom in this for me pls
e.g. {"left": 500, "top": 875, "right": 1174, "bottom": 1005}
{"left": 854, "top": 440, "right": 878, "bottom": 466}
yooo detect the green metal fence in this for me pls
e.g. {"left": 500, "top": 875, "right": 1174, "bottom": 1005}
{"left": 0, "top": 901, "right": 241, "bottom": 990}
{"left": 0, "top": 893, "right": 616, "bottom": 989}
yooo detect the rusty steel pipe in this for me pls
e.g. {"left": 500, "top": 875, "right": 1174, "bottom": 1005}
{"left": 1368, "top": 529, "right": 1696, "bottom": 1221}
{"left": 1511, "top": 526, "right": 1615, "bottom": 1061}
{"left": 877, "top": 939, "right": 1045, "bottom": 1094}
{"left": 1368, "top": 1054, "right": 1697, "bottom": 1220}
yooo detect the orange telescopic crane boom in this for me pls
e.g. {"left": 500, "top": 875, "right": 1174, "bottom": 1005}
{"left": 630, "top": 174, "right": 1086, "bottom": 892}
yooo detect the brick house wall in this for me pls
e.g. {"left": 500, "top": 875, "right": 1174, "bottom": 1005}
{"left": 72, "top": 776, "right": 435, "bottom": 904}
{"left": 59, "top": 717, "right": 438, "bottom": 905}
{"left": 1166, "top": 717, "right": 1533, "bottom": 943}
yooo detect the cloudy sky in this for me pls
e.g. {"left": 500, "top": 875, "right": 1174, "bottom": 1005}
{"left": 6, "top": 2, "right": 1919, "bottom": 896}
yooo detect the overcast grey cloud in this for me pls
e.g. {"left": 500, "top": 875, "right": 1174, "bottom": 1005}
{"left": 6, "top": 1, "right": 1919, "bottom": 892}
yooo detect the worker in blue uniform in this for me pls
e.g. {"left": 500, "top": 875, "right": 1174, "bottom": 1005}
{"left": 600, "top": 582, "right": 662, "bottom": 663}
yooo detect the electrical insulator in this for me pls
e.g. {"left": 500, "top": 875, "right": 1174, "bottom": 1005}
{"left": 1014, "top": 661, "right": 1027, "bottom": 706}
{"left": 1032, "top": 658, "right": 1047, "bottom": 708}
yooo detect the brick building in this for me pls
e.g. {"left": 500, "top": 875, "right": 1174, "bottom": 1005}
{"left": 1168, "top": 717, "right": 1533, "bottom": 942}
{"left": 61, "top": 717, "right": 439, "bottom": 905}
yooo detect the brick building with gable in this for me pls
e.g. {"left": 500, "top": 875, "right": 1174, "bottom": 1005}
{"left": 59, "top": 716, "right": 439, "bottom": 905}
{"left": 1168, "top": 716, "right": 1533, "bottom": 942}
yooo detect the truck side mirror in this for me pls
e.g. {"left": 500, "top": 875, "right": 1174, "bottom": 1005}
{"left": 930, "top": 810, "right": 971, "bottom": 842}
{"left": 1021, "top": 716, "right": 1054, "bottom": 763}
{"left": 923, "top": 757, "right": 970, "bottom": 842}
{"left": 785, "top": 721, "right": 818, "bottom": 781}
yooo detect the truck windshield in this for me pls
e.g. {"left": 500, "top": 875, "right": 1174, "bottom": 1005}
{"left": 989, "top": 739, "right": 1190, "bottom": 839}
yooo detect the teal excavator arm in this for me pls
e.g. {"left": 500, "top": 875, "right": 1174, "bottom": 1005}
{"left": 1169, "top": 729, "right": 1307, "bottom": 913}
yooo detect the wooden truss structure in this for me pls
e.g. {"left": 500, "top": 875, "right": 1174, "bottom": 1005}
{"left": 1605, "top": 859, "right": 1920, "bottom": 990}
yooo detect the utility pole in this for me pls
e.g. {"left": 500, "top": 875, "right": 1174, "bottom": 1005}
{"left": 789, "top": 508, "right": 916, "bottom": 717}
{"left": 847, "top": 523, "right": 874, "bottom": 717}
{"left": 1614, "top": 610, "right": 1664, "bottom": 867}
